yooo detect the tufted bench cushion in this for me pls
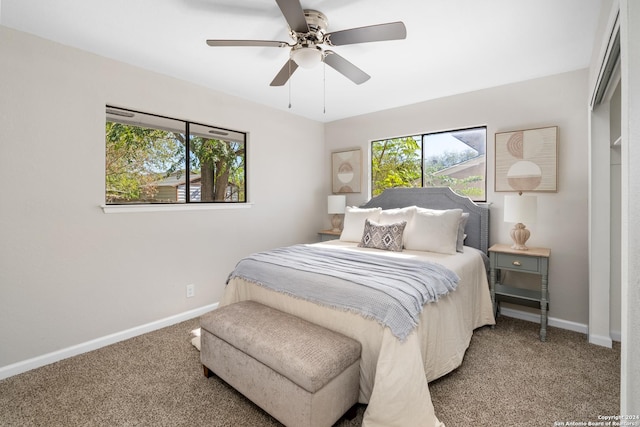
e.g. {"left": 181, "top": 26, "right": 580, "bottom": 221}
{"left": 200, "top": 300, "right": 361, "bottom": 427}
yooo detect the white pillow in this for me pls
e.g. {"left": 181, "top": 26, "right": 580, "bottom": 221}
{"left": 404, "top": 208, "right": 463, "bottom": 254}
{"left": 379, "top": 206, "right": 416, "bottom": 244}
{"left": 457, "top": 212, "right": 470, "bottom": 253}
{"left": 340, "top": 207, "right": 382, "bottom": 242}
{"left": 379, "top": 206, "right": 416, "bottom": 225}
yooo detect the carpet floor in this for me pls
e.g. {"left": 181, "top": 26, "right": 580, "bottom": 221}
{"left": 0, "top": 315, "right": 619, "bottom": 426}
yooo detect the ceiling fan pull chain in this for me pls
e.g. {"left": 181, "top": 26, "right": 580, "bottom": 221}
{"left": 323, "top": 61, "right": 326, "bottom": 114}
{"left": 288, "top": 60, "right": 292, "bottom": 109}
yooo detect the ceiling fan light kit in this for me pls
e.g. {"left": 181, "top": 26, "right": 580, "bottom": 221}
{"left": 205, "top": 0, "right": 406, "bottom": 86}
{"left": 290, "top": 46, "right": 323, "bottom": 68}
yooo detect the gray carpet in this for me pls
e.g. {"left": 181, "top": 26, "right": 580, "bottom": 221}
{"left": 0, "top": 316, "right": 619, "bottom": 426}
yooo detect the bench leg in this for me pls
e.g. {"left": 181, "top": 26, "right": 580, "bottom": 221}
{"left": 203, "top": 365, "right": 213, "bottom": 378}
{"left": 343, "top": 404, "right": 359, "bottom": 421}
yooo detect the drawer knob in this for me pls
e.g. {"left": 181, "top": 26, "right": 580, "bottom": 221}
{"left": 512, "top": 260, "right": 522, "bottom": 266}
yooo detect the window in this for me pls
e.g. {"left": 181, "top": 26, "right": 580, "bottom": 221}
{"left": 371, "top": 127, "right": 486, "bottom": 201}
{"left": 105, "top": 106, "right": 246, "bottom": 205}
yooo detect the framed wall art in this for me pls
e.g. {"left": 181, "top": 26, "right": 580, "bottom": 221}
{"left": 495, "top": 126, "right": 558, "bottom": 192}
{"left": 332, "top": 149, "right": 361, "bottom": 193}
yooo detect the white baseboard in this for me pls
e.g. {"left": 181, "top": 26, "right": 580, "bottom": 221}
{"left": 589, "top": 333, "right": 614, "bottom": 348}
{"left": 610, "top": 329, "right": 621, "bottom": 343}
{"left": 0, "top": 303, "right": 218, "bottom": 381}
{"left": 499, "top": 307, "right": 620, "bottom": 345}
{"left": 499, "top": 307, "right": 588, "bottom": 334}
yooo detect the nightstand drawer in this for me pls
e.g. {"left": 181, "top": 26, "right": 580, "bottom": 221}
{"left": 495, "top": 252, "right": 540, "bottom": 273}
{"left": 318, "top": 230, "right": 341, "bottom": 242}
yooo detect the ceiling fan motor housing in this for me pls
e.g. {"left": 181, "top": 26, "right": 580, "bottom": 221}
{"left": 290, "top": 10, "right": 326, "bottom": 45}
{"left": 289, "top": 9, "right": 327, "bottom": 67}
{"left": 302, "top": 10, "right": 328, "bottom": 39}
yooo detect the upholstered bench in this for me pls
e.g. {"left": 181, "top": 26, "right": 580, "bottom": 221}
{"left": 200, "top": 300, "right": 361, "bottom": 427}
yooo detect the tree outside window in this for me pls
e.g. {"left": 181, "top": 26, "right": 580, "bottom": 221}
{"left": 105, "top": 107, "right": 246, "bottom": 204}
{"left": 371, "top": 127, "right": 486, "bottom": 201}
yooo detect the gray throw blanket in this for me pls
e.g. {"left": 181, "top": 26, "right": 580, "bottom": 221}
{"left": 227, "top": 245, "right": 459, "bottom": 340}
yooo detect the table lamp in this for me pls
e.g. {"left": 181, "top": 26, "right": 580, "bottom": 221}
{"left": 328, "top": 195, "right": 346, "bottom": 232}
{"left": 504, "top": 194, "right": 537, "bottom": 250}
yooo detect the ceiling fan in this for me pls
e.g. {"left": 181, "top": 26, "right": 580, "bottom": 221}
{"left": 206, "top": 0, "right": 407, "bottom": 86}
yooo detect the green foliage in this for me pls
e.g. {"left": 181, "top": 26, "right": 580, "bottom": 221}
{"left": 105, "top": 122, "right": 181, "bottom": 203}
{"left": 424, "top": 172, "right": 484, "bottom": 198}
{"left": 424, "top": 149, "right": 477, "bottom": 169}
{"left": 371, "top": 137, "right": 421, "bottom": 196}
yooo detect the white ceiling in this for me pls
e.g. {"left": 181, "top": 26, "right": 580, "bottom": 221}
{"left": 1, "top": 0, "right": 603, "bottom": 123}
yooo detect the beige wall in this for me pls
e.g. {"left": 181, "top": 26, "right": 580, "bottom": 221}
{"left": 0, "top": 26, "right": 325, "bottom": 371}
{"left": 0, "top": 23, "right": 610, "bottom": 380}
{"left": 325, "top": 69, "right": 590, "bottom": 327}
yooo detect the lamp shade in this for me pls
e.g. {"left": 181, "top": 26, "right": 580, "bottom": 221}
{"left": 328, "top": 195, "right": 346, "bottom": 214}
{"left": 504, "top": 195, "right": 537, "bottom": 224}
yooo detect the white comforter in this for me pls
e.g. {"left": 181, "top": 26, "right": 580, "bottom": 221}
{"left": 221, "top": 241, "right": 495, "bottom": 427}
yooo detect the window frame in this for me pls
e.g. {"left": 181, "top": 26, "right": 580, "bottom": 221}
{"left": 104, "top": 106, "right": 247, "bottom": 207}
{"left": 371, "top": 126, "right": 487, "bottom": 202}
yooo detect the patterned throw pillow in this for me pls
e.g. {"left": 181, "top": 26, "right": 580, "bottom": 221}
{"left": 358, "top": 219, "right": 407, "bottom": 252}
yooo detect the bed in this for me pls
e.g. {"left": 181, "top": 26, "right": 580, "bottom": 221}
{"left": 221, "top": 187, "right": 495, "bottom": 427}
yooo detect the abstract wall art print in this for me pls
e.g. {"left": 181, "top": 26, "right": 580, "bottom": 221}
{"left": 332, "top": 149, "right": 361, "bottom": 193}
{"left": 495, "top": 126, "right": 558, "bottom": 192}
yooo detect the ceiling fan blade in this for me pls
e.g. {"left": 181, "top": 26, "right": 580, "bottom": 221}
{"left": 206, "top": 40, "right": 290, "bottom": 48}
{"left": 275, "top": 0, "right": 309, "bottom": 33}
{"left": 270, "top": 59, "right": 299, "bottom": 86}
{"left": 324, "top": 52, "right": 370, "bottom": 85}
{"left": 325, "top": 22, "right": 407, "bottom": 46}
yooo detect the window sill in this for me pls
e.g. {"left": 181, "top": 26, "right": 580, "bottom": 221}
{"left": 101, "top": 203, "right": 253, "bottom": 214}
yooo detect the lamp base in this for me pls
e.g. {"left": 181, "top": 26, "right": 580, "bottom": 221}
{"left": 331, "top": 214, "right": 343, "bottom": 233}
{"left": 510, "top": 223, "right": 531, "bottom": 250}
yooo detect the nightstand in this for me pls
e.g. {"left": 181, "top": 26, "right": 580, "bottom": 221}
{"left": 318, "top": 229, "right": 341, "bottom": 242}
{"left": 488, "top": 243, "right": 551, "bottom": 341}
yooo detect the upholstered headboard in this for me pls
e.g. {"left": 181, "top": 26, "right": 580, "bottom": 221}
{"left": 359, "top": 187, "right": 490, "bottom": 254}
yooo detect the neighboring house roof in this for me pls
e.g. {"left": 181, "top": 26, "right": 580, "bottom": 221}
{"left": 451, "top": 130, "right": 486, "bottom": 155}
{"left": 150, "top": 172, "right": 201, "bottom": 187}
{"left": 434, "top": 154, "right": 485, "bottom": 176}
